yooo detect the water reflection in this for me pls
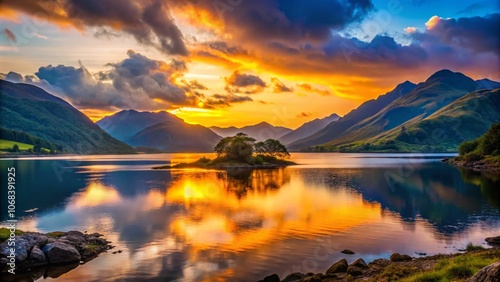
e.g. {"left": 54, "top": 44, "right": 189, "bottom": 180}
{"left": 0, "top": 155, "right": 499, "bottom": 281}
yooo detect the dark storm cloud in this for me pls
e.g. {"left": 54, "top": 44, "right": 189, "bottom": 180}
{"left": 1, "top": 0, "right": 188, "bottom": 55}
{"left": 456, "top": 2, "right": 487, "bottom": 14}
{"left": 225, "top": 71, "right": 267, "bottom": 94}
{"left": 425, "top": 14, "right": 500, "bottom": 55}
{"left": 172, "top": 0, "right": 374, "bottom": 43}
{"left": 2, "top": 28, "right": 16, "bottom": 42}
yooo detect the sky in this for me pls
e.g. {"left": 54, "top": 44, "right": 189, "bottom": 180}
{"left": 0, "top": 0, "right": 499, "bottom": 128}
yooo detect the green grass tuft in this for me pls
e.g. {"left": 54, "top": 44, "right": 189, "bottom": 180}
{"left": 0, "top": 227, "right": 24, "bottom": 242}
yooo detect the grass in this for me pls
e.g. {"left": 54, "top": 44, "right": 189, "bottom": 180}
{"left": 404, "top": 249, "right": 499, "bottom": 282}
{"left": 466, "top": 243, "right": 485, "bottom": 251}
{"left": 0, "top": 139, "right": 34, "bottom": 151}
{"left": 0, "top": 227, "right": 24, "bottom": 242}
{"left": 46, "top": 231, "right": 65, "bottom": 238}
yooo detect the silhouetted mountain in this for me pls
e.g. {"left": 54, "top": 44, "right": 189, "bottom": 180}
{"left": 476, "top": 78, "right": 500, "bottom": 90}
{"left": 210, "top": 122, "right": 292, "bottom": 140}
{"left": 0, "top": 80, "right": 135, "bottom": 154}
{"left": 97, "top": 110, "right": 182, "bottom": 142}
{"left": 279, "top": 113, "right": 340, "bottom": 145}
{"left": 128, "top": 121, "right": 222, "bottom": 152}
{"left": 289, "top": 80, "right": 416, "bottom": 149}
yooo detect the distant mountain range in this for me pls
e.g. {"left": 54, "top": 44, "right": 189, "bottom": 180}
{"left": 0, "top": 80, "right": 134, "bottom": 154}
{"left": 210, "top": 122, "right": 293, "bottom": 141}
{"left": 290, "top": 70, "right": 500, "bottom": 152}
{"left": 96, "top": 110, "right": 222, "bottom": 152}
{"left": 278, "top": 113, "right": 340, "bottom": 145}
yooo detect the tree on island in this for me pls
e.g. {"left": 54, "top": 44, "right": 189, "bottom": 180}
{"left": 214, "top": 133, "right": 290, "bottom": 163}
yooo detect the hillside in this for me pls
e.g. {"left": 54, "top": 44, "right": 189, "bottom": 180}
{"left": 96, "top": 109, "right": 183, "bottom": 142}
{"left": 210, "top": 122, "right": 292, "bottom": 140}
{"left": 323, "top": 70, "right": 479, "bottom": 148}
{"left": 279, "top": 113, "right": 340, "bottom": 145}
{"left": 127, "top": 121, "right": 222, "bottom": 152}
{"left": 0, "top": 80, "right": 135, "bottom": 154}
{"left": 289, "top": 80, "right": 416, "bottom": 150}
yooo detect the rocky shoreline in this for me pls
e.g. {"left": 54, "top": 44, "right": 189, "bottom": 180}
{"left": 442, "top": 157, "right": 500, "bottom": 172}
{"left": 258, "top": 237, "right": 500, "bottom": 282}
{"left": 0, "top": 230, "right": 113, "bottom": 276}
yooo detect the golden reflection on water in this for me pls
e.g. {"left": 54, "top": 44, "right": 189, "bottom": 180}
{"left": 164, "top": 169, "right": 383, "bottom": 252}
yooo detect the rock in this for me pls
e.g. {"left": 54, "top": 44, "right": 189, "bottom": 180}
{"left": 67, "top": 230, "right": 85, "bottom": 237}
{"left": 22, "top": 233, "right": 49, "bottom": 248}
{"left": 340, "top": 249, "right": 355, "bottom": 254}
{"left": 26, "top": 245, "right": 48, "bottom": 266}
{"left": 347, "top": 265, "right": 363, "bottom": 276}
{"left": 415, "top": 252, "right": 427, "bottom": 256}
{"left": 42, "top": 242, "right": 81, "bottom": 264}
{"left": 258, "top": 273, "right": 280, "bottom": 282}
{"left": 0, "top": 238, "right": 31, "bottom": 262}
{"left": 282, "top": 272, "right": 307, "bottom": 282}
{"left": 390, "top": 253, "right": 412, "bottom": 262}
{"left": 485, "top": 236, "right": 500, "bottom": 246}
{"left": 302, "top": 273, "right": 326, "bottom": 282}
{"left": 326, "top": 258, "right": 348, "bottom": 274}
{"left": 350, "top": 258, "right": 368, "bottom": 268}
{"left": 441, "top": 158, "right": 449, "bottom": 162}
{"left": 467, "top": 261, "right": 500, "bottom": 282}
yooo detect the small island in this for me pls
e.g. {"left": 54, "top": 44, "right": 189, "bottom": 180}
{"left": 153, "top": 133, "right": 296, "bottom": 170}
{"left": 444, "top": 124, "right": 500, "bottom": 171}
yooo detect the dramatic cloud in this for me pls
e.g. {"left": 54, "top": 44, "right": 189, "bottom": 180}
{"left": 404, "top": 27, "right": 418, "bottom": 33}
{"left": 225, "top": 71, "right": 267, "bottom": 94}
{"left": 2, "top": 50, "right": 257, "bottom": 111}
{"left": 271, "top": 77, "right": 293, "bottom": 93}
{"left": 2, "top": 28, "right": 16, "bottom": 42}
{"left": 423, "top": 14, "right": 500, "bottom": 55}
{"left": 203, "top": 94, "right": 253, "bottom": 109}
{"left": 297, "top": 83, "right": 332, "bottom": 96}
{"left": 171, "top": 0, "right": 374, "bottom": 43}
{"left": 1, "top": 0, "right": 187, "bottom": 55}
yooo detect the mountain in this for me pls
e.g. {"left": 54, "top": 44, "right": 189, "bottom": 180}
{"left": 476, "top": 79, "right": 500, "bottom": 90}
{"left": 279, "top": 113, "right": 340, "bottom": 145}
{"left": 0, "top": 80, "right": 135, "bottom": 154}
{"left": 210, "top": 122, "right": 293, "bottom": 140}
{"left": 290, "top": 69, "right": 500, "bottom": 152}
{"left": 289, "top": 80, "right": 416, "bottom": 150}
{"left": 96, "top": 109, "right": 182, "bottom": 142}
{"left": 387, "top": 88, "right": 500, "bottom": 150}
{"left": 127, "top": 121, "right": 222, "bottom": 152}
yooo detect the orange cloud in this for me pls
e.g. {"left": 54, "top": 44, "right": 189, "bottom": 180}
{"left": 425, "top": 15, "right": 441, "bottom": 29}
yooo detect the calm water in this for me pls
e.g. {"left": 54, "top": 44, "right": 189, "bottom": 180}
{"left": 1, "top": 153, "right": 499, "bottom": 281}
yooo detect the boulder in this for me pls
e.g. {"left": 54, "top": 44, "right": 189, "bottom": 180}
{"left": 0, "top": 238, "right": 31, "bottom": 262}
{"left": 58, "top": 234, "right": 86, "bottom": 249}
{"left": 467, "top": 261, "right": 500, "bottom": 282}
{"left": 340, "top": 249, "right": 355, "bottom": 254}
{"left": 350, "top": 258, "right": 368, "bottom": 268}
{"left": 21, "top": 233, "right": 49, "bottom": 248}
{"left": 42, "top": 242, "right": 81, "bottom": 264}
{"left": 282, "top": 272, "right": 308, "bottom": 282}
{"left": 302, "top": 273, "right": 326, "bottom": 282}
{"left": 27, "top": 245, "right": 48, "bottom": 266}
{"left": 347, "top": 265, "right": 363, "bottom": 276}
{"left": 485, "top": 236, "right": 500, "bottom": 246}
{"left": 258, "top": 273, "right": 280, "bottom": 282}
{"left": 326, "top": 258, "right": 348, "bottom": 274}
{"left": 390, "top": 253, "right": 412, "bottom": 262}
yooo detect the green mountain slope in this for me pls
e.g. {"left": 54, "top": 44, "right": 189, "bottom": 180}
{"left": 0, "top": 80, "right": 135, "bottom": 154}
{"left": 391, "top": 88, "right": 500, "bottom": 149}
{"left": 128, "top": 121, "right": 222, "bottom": 152}
{"left": 322, "top": 70, "right": 479, "bottom": 148}
{"left": 289, "top": 80, "right": 416, "bottom": 150}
